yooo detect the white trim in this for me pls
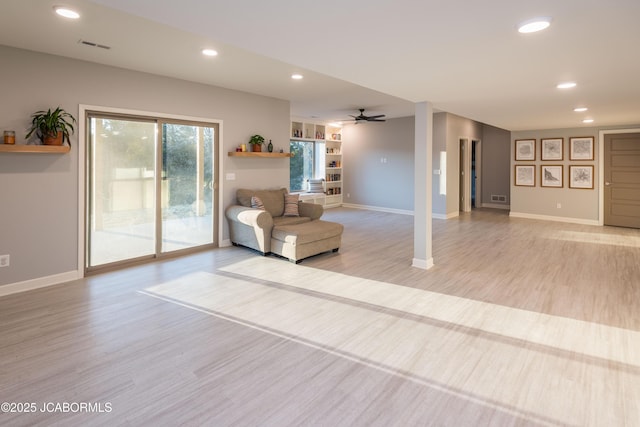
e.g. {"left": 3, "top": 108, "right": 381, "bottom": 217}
{"left": 432, "top": 211, "right": 459, "bottom": 220}
{"left": 482, "top": 203, "right": 511, "bottom": 210}
{"left": 412, "top": 257, "right": 434, "bottom": 270}
{"left": 342, "top": 203, "right": 414, "bottom": 216}
{"left": 509, "top": 211, "right": 599, "bottom": 226}
{"left": 598, "top": 128, "right": 640, "bottom": 226}
{"left": 220, "top": 239, "right": 232, "bottom": 247}
{"left": 473, "top": 139, "right": 482, "bottom": 208}
{"left": 0, "top": 271, "right": 80, "bottom": 297}
{"left": 78, "top": 104, "right": 224, "bottom": 275}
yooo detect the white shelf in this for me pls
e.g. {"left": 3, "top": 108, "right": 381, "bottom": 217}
{"left": 291, "top": 119, "right": 344, "bottom": 208}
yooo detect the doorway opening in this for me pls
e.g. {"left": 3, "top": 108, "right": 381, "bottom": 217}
{"left": 459, "top": 138, "right": 482, "bottom": 212}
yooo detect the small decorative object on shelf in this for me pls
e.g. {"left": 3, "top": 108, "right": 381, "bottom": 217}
{"left": 4, "top": 130, "right": 15, "bottom": 145}
{"left": 268, "top": 139, "right": 273, "bottom": 152}
{"left": 26, "top": 106, "right": 76, "bottom": 146}
{"left": 248, "top": 134, "right": 265, "bottom": 153}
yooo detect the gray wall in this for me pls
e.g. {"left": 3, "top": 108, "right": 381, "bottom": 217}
{"left": 481, "top": 124, "right": 511, "bottom": 206}
{"left": 342, "top": 116, "right": 415, "bottom": 212}
{"left": 432, "top": 113, "right": 447, "bottom": 214}
{"left": 342, "top": 112, "right": 512, "bottom": 217}
{"left": 444, "top": 113, "right": 484, "bottom": 215}
{"left": 0, "top": 45, "right": 290, "bottom": 287}
{"left": 510, "top": 127, "right": 600, "bottom": 221}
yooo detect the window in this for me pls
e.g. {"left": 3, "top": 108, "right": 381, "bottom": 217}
{"left": 289, "top": 140, "right": 314, "bottom": 192}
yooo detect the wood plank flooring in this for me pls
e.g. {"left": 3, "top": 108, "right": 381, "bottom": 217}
{"left": 1, "top": 207, "right": 639, "bottom": 426}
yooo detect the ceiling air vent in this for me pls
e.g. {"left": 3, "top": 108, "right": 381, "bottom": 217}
{"left": 78, "top": 39, "right": 111, "bottom": 50}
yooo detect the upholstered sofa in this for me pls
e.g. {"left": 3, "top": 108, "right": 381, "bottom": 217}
{"left": 225, "top": 188, "right": 343, "bottom": 263}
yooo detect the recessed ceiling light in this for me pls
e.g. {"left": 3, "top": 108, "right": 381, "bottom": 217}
{"left": 202, "top": 49, "right": 218, "bottom": 57}
{"left": 557, "top": 82, "right": 577, "bottom": 89}
{"left": 517, "top": 17, "right": 551, "bottom": 33}
{"left": 54, "top": 6, "right": 80, "bottom": 19}
{"left": 291, "top": 74, "right": 303, "bottom": 80}
{"left": 574, "top": 107, "right": 588, "bottom": 112}
{"left": 582, "top": 119, "right": 594, "bottom": 124}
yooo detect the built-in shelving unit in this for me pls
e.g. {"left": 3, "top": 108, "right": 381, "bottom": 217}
{"left": 228, "top": 152, "right": 293, "bottom": 158}
{"left": 0, "top": 144, "right": 70, "bottom": 154}
{"left": 324, "top": 125, "right": 343, "bottom": 207}
{"left": 290, "top": 120, "right": 343, "bottom": 208}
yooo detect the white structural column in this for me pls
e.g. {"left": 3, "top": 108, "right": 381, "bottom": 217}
{"left": 412, "top": 102, "right": 434, "bottom": 269}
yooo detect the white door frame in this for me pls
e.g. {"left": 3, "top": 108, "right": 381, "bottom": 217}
{"left": 459, "top": 137, "right": 473, "bottom": 212}
{"left": 472, "top": 139, "right": 482, "bottom": 208}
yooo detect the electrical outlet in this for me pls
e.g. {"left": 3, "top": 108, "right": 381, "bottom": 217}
{"left": 556, "top": 203, "right": 562, "bottom": 209}
{"left": 0, "top": 254, "right": 9, "bottom": 267}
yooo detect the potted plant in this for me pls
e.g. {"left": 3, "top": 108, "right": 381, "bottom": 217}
{"left": 26, "top": 107, "right": 76, "bottom": 146}
{"left": 248, "top": 134, "right": 265, "bottom": 152}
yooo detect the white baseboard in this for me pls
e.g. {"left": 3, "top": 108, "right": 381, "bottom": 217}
{"left": 482, "top": 203, "right": 511, "bottom": 210}
{"left": 509, "top": 211, "right": 600, "bottom": 226}
{"left": 342, "top": 203, "right": 414, "bottom": 216}
{"left": 432, "top": 211, "right": 459, "bottom": 220}
{"left": 412, "top": 257, "right": 434, "bottom": 270}
{"left": 0, "top": 270, "right": 81, "bottom": 297}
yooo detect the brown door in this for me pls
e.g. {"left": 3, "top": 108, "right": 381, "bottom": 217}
{"left": 604, "top": 133, "right": 640, "bottom": 228}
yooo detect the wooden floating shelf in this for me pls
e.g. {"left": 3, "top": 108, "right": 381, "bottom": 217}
{"left": 0, "top": 144, "right": 70, "bottom": 154}
{"left": 228, "top": 152, "right": 293, "bottom": 158}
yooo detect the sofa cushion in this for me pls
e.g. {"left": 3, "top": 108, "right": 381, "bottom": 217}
{"left": 237, "top": 188, "right": 287, "bottom": 217}
{"left": 272, "top": 220, "right": 344, "bottom": 245}
{"left": 273, "top": 216, "right": 311, "bottom": 227}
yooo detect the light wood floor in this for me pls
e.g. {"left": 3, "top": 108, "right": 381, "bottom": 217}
{"left": 1, "top": 208, "right": 639, "bottom": 426}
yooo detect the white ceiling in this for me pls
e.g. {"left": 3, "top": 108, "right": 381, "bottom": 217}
{"left": 2, "top": 0, "right": 639, "bottom": 131}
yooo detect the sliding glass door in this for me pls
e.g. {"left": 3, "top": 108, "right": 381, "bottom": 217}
{"left": 87, "top": 113, "right": 218, "bottom": 271}
{"left": 161, "top": 122, "right": 215, "bottom": 252}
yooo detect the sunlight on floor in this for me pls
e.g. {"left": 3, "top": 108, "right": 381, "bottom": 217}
{"left": 140, "top": 257, "right": 640, "bottom": 425}
{"left": 547, "top": 230, "right": 640, "bottom": 248}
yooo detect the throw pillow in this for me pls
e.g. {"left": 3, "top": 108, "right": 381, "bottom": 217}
{"left": 308, "top": 178, "right": 325, "bottom": 193}
{"left": 283, "top": 193, "right": 300, "bottom": 217}
{"left": 251, "top": 196, "right": 265, "bottom": 210}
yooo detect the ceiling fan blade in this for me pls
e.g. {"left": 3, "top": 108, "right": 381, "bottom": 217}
{"left": 366, "top": 114, "right": 386, "bottom": 119}
{"left": 368, "top": 118, "right": 386, "bottom": 122}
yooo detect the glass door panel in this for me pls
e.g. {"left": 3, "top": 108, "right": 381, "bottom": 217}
{"left": 88, "top": 117, "right": 157, "bottom": 267}
{"left": 161, "top": 123, "right": 215, "bottom": 252}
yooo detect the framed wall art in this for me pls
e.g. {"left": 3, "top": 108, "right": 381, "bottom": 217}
{"left": 515, "top": 139, "right": 536, "bottom": 161}
{"left": 541, "top": 138, "right": 564, "bottom": 161}
{"left": 569, "top": 136, "right": 594, "bottom": 160}
{"left": 569, "top": 165, "right": 594, "bottom": 189}
{"left": 541, "top": 165, "right": 563, "bottom": 188}
{"left": 515, "top": 165, "right": 535, "bottom": 186}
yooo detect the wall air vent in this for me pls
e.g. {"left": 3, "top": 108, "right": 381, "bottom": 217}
{"left": 491, "top": 195, "right": 507, "bottom": 202}
{"left": 78, "top": 39, "right": 111, "bottom": 50}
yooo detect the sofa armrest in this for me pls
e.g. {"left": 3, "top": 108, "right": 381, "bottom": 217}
{"left": 225, "top": 205, "right": 274, "bottom": 253}
{"left": 226, "top": 205, "right": 274, "bottom": 229}
{"left": 298, "top": 202, "right": 323, "bottom": 220}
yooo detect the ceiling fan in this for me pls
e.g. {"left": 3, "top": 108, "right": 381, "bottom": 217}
{"left": 346, "top": 108, "right": 386, "bottom": 123}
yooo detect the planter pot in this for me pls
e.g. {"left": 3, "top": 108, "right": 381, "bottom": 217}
{"left": 43, "top": 133, "right": 63, "bottom": 146}
{"left": 253, "top": 144, "right": 262, "bottom": 152}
